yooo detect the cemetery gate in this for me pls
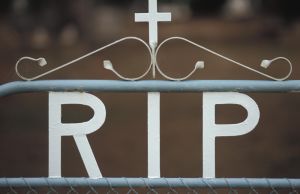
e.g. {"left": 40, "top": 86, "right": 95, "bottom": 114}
{"left": 0, "top": 0, "right": 299, "bottom": 193}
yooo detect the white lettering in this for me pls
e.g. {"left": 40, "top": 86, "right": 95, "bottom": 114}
{"left": 49, "top": 92, "right": 106, "bottom": 178}
{"left": 203, "top": 92, "right": 260, "bottom": 178}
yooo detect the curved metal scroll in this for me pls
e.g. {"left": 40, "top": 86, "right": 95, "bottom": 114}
{"left": 15, "top": 36, "right": 292, "bottom": 81}
{"left": 154, "top": 37, "right": 292, "bottom": 81}
{"left": 15, "top": 37, "right": 152, "bottom": 81}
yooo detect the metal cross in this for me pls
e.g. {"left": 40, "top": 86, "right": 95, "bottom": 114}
{"left": 135, "top": 0, "right": 171, "bottom": 48}
{"left": 135, "top": 0, "right": 171, "bottom": 178}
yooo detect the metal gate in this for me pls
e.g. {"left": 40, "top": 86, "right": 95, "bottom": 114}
{"left": 0, "top": 80, "right": 299, "bottom": 193}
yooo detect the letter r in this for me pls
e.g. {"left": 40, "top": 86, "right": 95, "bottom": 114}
{"left": 49, "top": 92, "right": 106, "bottom": 178}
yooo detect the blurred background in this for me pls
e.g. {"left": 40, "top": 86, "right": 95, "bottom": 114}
{"left": 0, "top": 0, "right": 299, "bottom": 178}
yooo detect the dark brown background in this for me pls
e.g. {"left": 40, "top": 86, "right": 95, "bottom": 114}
{"left": 0, "top": 0, "right": 299, "bottom": 178}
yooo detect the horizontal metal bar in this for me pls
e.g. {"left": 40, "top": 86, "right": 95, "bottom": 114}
{"left": 1, "top": 80, "right": 300, "bottom": 97}
{"left": 0, "top": 178, "right": 299, "bottom": 188}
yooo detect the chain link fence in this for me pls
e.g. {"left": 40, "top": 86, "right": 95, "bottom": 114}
{"left": 0, "top": 178, "right": 299, "bottom": 194}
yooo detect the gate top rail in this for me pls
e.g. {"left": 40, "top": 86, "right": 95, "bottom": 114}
{"left": 1, "top": 80, "right": 300, "bottom": 97}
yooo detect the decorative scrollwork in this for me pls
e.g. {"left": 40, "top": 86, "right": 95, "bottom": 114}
{"left": 15, "top": 37, "right": 152, "bottom": 81}
{"left": 15, "top": 36, "right": 292, "bottom": 81}
{"left": 154, "top": 37, "right": 292, "bottom": 81}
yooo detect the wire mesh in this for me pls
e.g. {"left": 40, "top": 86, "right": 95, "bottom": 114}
{"left": 0, "top": 178, "right": 299, "bottom": 194}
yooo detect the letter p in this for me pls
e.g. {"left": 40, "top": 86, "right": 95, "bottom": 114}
{"left": 203, "top": 92, "right": 260, "bottom": 178}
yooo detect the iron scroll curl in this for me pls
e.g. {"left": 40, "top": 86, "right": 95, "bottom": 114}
{"left": 154, "top": 37, "right": 293, "bottom": 81}
{"left": 15, "top": 37, "right": 153, "bottom": 81}
{"left": 15, "top": 37, "right": 292, "bottom": 81}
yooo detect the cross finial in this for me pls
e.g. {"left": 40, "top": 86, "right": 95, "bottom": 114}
{"left": 135, "top": 0, "right": 171, "bottom": 48}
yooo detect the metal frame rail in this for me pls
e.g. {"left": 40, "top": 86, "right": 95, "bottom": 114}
{"left": 0, "top": 178, "right": 299, "bottom": 188}
{"left": 1, "top": 80, "right": 300, "bottom": 96}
